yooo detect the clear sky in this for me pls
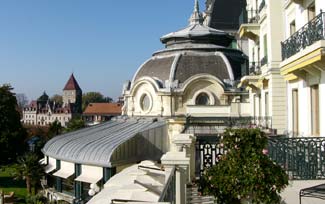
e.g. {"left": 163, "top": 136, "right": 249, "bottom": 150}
{"left": 0, "top": 0, "right": 205, "bottom": 101}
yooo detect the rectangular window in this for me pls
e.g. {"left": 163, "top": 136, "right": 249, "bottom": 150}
{"left": 292, "top": 89, "right": 299, "bottom": 136}
{"left": 308, "top": 4, "right": 316, "bottom": 21}
{"left": 263, "top": 35, "right": 268, "bottom": 58}
{"left": 258, "top": 94, "right": 262, "bottom": 117}
{"left": 265, "top": 92, "right": 269, "bottom": 117}
{"left": 290, "top": 20, "right": 296, "bottom": 35}
{"left": 311, "top": 85, "right": 319, "bottom": 136}
{"left": 62, "top": 177, "right": 75, "bottom": 196}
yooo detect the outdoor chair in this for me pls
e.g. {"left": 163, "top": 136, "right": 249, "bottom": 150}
{"left": 4, "top": 192, "right": 14, "bottom": 204}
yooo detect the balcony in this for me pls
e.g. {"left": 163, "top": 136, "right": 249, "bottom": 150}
{"left": 238, "top": 9, "right": 260, "bottom": 41}
{"left": 186, "top": 103, "right": 250, "bottom": 117}
{"left": 268, "top": 136, "right": 325, "bottom": 180}
{"left": 280, "top": 12, "right": 325, "bottom": 81}
{"left": 261, "top": 55, "right": 268, "bottom": 67}
{"left": 249, "top": 61, "right": 261, "bottom": 75}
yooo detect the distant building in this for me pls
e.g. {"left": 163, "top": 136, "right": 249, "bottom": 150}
{"left": 83, "top": 103, "right": 122, "bottom": 126}
{"left": 22, "top": 74, "right": 82, "bottom": 127}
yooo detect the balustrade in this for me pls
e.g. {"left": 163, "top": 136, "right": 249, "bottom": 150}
{"left": 268, "top": 136, "right": 325, "bottom": 180}
{"left": 281, "top": 12, "right": 325, "bottom": 60}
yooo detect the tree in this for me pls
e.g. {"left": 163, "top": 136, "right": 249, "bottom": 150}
{"left": 65, "top": 117, "right": 85, "bottom": 132}
{"left": 0, "top": 84, "right": 27, "bottom": 164}
{"left": 82, "top": 92, "right": 112, "bottom": 110}
{"left": 200, "top": 128, "right": 288, "bottom": 204}
{"left": 12, "top": 153, "right": 45, "bottom": 195}
{"left": 50, "top": 94, "right": 63, "bottom": 105}
{"left": 16, "top": 93, "right": 29, "bottom": 109}
{"left": 48, "top": 120, "right": 63, "bottom": 138}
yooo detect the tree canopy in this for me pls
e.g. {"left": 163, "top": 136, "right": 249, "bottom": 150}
{"left": 16, "top": 93, "right": 29, "bottom": 109}
{"left": 82, "top": 92, "right": 112, "bottom": 110}
{"left": 65, "top": 117, "right": 85, "bottom": 132}
{"left": 0, "top": 84, "right": 27, "bottom": 164}
{"left": 200, "top": 128, "right": 288, "bottom": 204}
{"left": 12, "top": 152, "right": 45, "bottom": 195}
{"left": 50, "top": 94, "right": 63, "bottom": 105}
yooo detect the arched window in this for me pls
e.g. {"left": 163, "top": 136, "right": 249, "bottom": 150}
{"left": 195, "top": 92, "right": 210, "bottom": 105}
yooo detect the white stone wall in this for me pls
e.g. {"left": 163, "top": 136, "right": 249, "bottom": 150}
{"left": 286, "top": 71, "right": 325, "bottom": 137}
{"left": 125, "top": 76, "right": 250, "bottom": 118}
{"left": 23, "top": 110, "right": 71, "bottom": 127}
{"left": 22, "top": 110, "right": 37, "bottom": 125}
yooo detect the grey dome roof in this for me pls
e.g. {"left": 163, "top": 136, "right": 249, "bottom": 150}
{"left": 133, "top": 52, "right": 233, "bottom": 85}
{"left": 131, "top": 1, "right": 247, "bottom": 87}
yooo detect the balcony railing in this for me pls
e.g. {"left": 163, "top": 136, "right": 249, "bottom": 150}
{"left": 251, "top": 116, "right": 272, "bottom": 129}
{"left": 268, "top": 136, "right": 325, "bottom": 180}
{"left": 239, "top": 9, "right": 259, "bottom": 25}
{"left": 249, "top": 61, "right": 261, "bottom": 75}
{"left": 261, "top": 55, "right": 268, "bottom": 67}
{"left": 258, "top": 0, "right": 266, "bottom": 13}
{"left": 158, "top": 166, "right": 176, "bottom": 204}
{"left": 281, "top": 12, "right": 325, "bottom": 60}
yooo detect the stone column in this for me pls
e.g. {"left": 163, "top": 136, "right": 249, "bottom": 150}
{"left": 172, "top": 134, "right": 196, "bottom": 182}
{"left": 161, "top": 151, "right": 189, "bottom": 204}
{"left": 161, "top": 133, "right": 196, "bottom": 204}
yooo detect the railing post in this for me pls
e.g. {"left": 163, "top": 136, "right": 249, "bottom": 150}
{"left": 161, "top": 152, "right": 189, "bottom": 204}
{"left": 173, "top": 134, "right": 196, "bottom": 181}
{"left": 161, "top": 134, "right": 194, "bottom": 204}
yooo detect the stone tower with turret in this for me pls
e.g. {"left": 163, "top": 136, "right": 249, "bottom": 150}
{"left": 62, "top": 74, "right": 82, "bottom": 113}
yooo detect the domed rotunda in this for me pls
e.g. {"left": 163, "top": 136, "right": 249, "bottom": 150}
{"left": 122, "top": 0, "right": 248, "bottom": 118}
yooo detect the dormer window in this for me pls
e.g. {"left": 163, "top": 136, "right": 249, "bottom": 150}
{"left": 195, "top": 92, "right": 210, "bottom": 105}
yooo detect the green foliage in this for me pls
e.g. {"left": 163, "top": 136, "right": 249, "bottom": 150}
{"left": 0, "top": 165, "right": 27, "bottom": 203}
{"left": 11, "top": 153, "right": 45, "bottom": 195}
{"left": 48, "top": 120, "right": 63, "bottom": 138}
{"left": 200, "top": 128, "right": 288, "bottom": 204}
{"left": 82, "top": 92, "right": 112, "bottom": 110}
{"left": 65, "top": 117, "right": 85, "bottom": 132}
{"left": 50, "top": 94, "right": 63, "bottom": 105}
{"left": 25, "top": 193, "right": 47, "bottom": 204}
{"left": 0, "top": 84, "right": 27, "bottom": 164}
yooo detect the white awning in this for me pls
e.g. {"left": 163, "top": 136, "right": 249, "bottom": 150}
{"left": 53, "top": 161, "right": 75, "bottom": 179}
{"left": 75, "top": 165, "right": 102, "bottom": 184}
{"left": 45, "top": 157, "right": 57, "bottom": 173}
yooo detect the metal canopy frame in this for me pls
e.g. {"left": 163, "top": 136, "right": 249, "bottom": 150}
{"left": 299, "top": 183, "right": 325, "bottom": 204}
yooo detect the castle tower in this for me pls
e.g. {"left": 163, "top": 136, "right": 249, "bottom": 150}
{"left": 62, "top": 74, "right": 82, "bottom": 113}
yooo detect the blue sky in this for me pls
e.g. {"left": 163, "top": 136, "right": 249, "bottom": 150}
{"left": 0, "top": 0, "right": 205, "bottom": 101}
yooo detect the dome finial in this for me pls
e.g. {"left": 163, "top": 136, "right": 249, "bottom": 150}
{"left": 189, "top": 0, "right": 203, "bottom": 25}
{"left": 194, "top": 0, "right": 199, "bottom": 12}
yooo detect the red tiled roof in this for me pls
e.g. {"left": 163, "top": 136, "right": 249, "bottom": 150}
{"left": 63, "top": 74, "right": 81, "bottom": 91}
{"left": 30, "top": 100, "right": 37, "bottom": 107}
{"left": 83, "top": 103, "right": 122, "bottom": 115}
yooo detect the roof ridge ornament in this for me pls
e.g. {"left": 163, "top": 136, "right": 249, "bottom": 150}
{"left": 189, "top": 0, "right": 203, "bottom": 25}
